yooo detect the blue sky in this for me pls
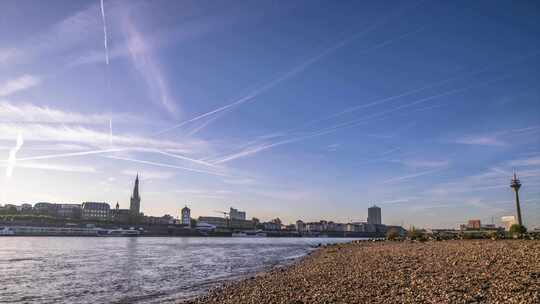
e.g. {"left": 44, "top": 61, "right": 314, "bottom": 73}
{"left": 1, "top": 0, "right": 539, "bottom": 228}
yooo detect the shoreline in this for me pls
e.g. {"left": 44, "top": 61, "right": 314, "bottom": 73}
{"left": 182, "top": 240, "right": 540, "bottom": 304}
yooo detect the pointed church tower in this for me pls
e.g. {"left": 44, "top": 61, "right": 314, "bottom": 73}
{"left": 130, "top": 174, "right": 141, "bottom": 218}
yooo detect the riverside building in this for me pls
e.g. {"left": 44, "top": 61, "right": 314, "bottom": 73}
{"left": 81, "top": 202, "right": 111, "bottom": 220}
{"left": 181, "top": 206, "right": 191, "bottom": 227}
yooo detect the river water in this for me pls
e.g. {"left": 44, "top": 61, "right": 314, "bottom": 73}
{"left": 0, "top": 237, "right": 359, "bottom": 303}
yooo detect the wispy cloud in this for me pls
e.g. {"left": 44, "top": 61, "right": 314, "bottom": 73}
{"left": 0, "top": 75, "right": 41, "bottom": 97}
{"left": 5, "top": 132, "right": 24, "bottom": 177}
{"left": 6, "top": 162, "right": 97, "bottom": 173}
{"left": 454, "top": 135, "right": 506, "bottom": 146}
{"left": 0, "top": 123, "right": 209, "bottom": 154}
{"left": 123, "top": 15, "right": 179, "bottom": 118}
{"left": 0, "top": 101, "right": 144, "bottom": 125}
{"left": 453, "top": 125, "right": 540, "bottom": 147}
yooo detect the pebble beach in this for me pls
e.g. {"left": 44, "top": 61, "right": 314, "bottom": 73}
{"left": 184, "top": 240, "right": 540, "bottom": 304}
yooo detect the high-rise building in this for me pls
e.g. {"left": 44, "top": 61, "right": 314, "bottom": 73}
{"left": 367, "top": 205, "right": 382, "bottom": 225}
{"left": 130, "top": 174, "right": 141, "bottom": 218}
{"left": 229, "top": 207, "right": 246, "bottom": 220}
{"left": 510, "top": 171, "right": 523, "bottom": 226}
{"left": 181, "top": 206, "right": 191, "bottom": 227}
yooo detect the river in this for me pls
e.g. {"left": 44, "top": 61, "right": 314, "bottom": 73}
{"left": 0, "top": 237, "right": 361, "bottom": 303}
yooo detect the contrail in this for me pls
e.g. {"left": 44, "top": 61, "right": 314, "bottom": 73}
{"left": 150, "top": 149, "right": 220, "bottom": 168}
{"left": 103, "top": 155, "right": 228, "bottom": 177}
{"left": 298, "top": 49, "right": 540, "bottom": 130}
{"left": 109, "top": 117, "right": 113, "bottom": 146}
{"left": 186, "top": 110, "right": 229, "bottom": 137}
{"left": 153, "top": 2, "right": 426, "bottom": 136}
{"left": 381, "top": 169, "right": 441, "bottom": 184}
{"left": 213, "top": 73, "right": 513, "bottom": 164}
{"left": 100, "top": 0, "right": 109, "bottom": 65}
{"left": 5, "top": 132, "right": 23, "bottom": 177}
{"left": 12, "top": 148, "right": 127, "bottom": 162}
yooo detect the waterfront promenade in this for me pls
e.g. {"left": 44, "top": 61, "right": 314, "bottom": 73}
{"left": 185, "top": 240, "right": 540, "bottom": 304}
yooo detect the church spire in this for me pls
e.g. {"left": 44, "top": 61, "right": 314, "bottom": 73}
{"left": 130, "top": 173, "right": 141, "bottom": 219}
{"left": 132, "top": 173, "right": 140, "bottom": 199}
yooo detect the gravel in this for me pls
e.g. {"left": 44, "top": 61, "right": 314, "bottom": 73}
{"left": 182, "top": 240, "right": 540, "bottom": 304}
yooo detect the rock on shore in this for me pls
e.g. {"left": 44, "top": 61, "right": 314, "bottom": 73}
{"left": 183, "top": 240, "right": 540, "bottom": 304}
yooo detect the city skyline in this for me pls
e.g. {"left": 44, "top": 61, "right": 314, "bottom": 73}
{"left": 1, "top": 0, "right": 539, "bottom": 228}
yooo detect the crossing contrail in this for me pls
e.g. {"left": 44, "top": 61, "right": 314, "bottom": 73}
{"left": 12, "top": 148, "right": 127, "bottom": 162}
{"left": 100, "top": 0, "right": 109, "bottom": 65}
{"left": 151, "top": 149, "right": 220, "bottom": 168}
{"left": 8, "top": 146, "right": 217, "bottom": 169}
{"left": 103, "top": 155, "right": 229, "bottom": 177}
{"left": 5, "top": 132, "right": 23, "bottom": 177}
{"left": 152, "top": 2, "right": 426, "bottom": 137}
{"left": 212, "top": 73, "right": 514, "bottom": 164}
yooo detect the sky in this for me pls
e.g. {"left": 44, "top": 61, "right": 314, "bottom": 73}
{"left": 0, "top": 0, "right": 539, "bottom": 228}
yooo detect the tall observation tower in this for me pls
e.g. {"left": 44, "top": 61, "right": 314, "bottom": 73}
{"left": 510, "top": 171, "right": 523, "bottom": 226}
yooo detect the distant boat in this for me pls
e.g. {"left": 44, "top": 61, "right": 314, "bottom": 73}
{"left": 0, "top": 226, "right": 141, "bottom": 237}
{"left": 0, "top": 227, "right": 15, "bottom": 236}
{"left": 105, "top": 229, "right": 140, "bottom": 237}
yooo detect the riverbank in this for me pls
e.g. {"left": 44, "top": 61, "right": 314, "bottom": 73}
{"left": 184, "top": 240, "right": 540, "bottom": 304}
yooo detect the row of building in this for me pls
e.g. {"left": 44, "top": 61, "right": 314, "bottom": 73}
{"left": 192, "top": 205, "right": 394, "bottom": 234}
{"left": 461, "top": 216, "right": 520, "bottom": 232}
{"left": 0, "top": 175, "right": 146, "bottom": 223}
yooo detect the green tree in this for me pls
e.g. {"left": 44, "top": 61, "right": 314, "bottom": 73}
{"left": 509, "top": 224, "right": 527, "bottom": 238}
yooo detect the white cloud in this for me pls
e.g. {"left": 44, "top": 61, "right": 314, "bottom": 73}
{"left": 0, "top": 75, "right": 41, "bottom": 97}
{"left": 0, "top": 101, "right": 142, "bottom": 125}
{"left": 454, "top": 135, "right": 506, "bottom": 146}
{"left": 508, "top": 156, "right": 540, "bottom": 167}
{"left": 14, "top": 162, "right": 96, "bottom": 173}
{"left": 0, "top": 123, "right": 210, "bottom": 154}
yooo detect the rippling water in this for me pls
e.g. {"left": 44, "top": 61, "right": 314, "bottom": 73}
{"left": 0, "top": 237, "right": 359, "bottom": 303}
